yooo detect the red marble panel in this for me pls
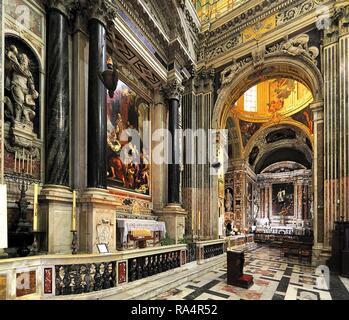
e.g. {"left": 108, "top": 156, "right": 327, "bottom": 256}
{"left": 118, "top": 261, "right": 127, "bottom": 284}
{"left": 0, "top": 275, "right": 6, "bottom": 300}
{"left": 44, "top": 268, "right": 52, "bottom": 294}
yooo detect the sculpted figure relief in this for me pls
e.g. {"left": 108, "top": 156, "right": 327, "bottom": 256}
{"left": 5, "top": 45, "right": 39, "bottom": 127}
{"left": 282, "top": 34, "right": 319, "bottom": 61}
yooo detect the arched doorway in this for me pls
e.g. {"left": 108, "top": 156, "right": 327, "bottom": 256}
{"left": 211, "top": 53, "right": 324, "bottom": 255}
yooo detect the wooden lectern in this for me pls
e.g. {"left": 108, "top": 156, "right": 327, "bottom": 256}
{"left": 227, "top": 249, "right": 254, "bottom": 289}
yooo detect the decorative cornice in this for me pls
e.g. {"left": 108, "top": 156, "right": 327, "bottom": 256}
{"left": 199, "top": 0, "right": 327, "bottom": 63}
{"left": 220, "top": 33, "right": 320, "bottom": 88}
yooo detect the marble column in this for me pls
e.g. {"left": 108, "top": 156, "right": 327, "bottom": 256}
{"left": 87, "top": 18, "right": 107, "bottom": 189}
{"left": 154, "top": 80, "right": 187, "bottom": 243}
{"left": 152, "top": 91, "right": 167, "bottom": 210}
{"left": 40, "top": 3, "right": 73, "bottom": 254}
{"left": 269, "top": 185, "right": 273, "bottom": 219}
{"left": 165, "top": 81, "right": 184, "bottom": 204}
{"left": 45, "top": 7, "right": 70, "bottom": 186}
{"left": 311, "top": 101, "right": 325, "bottom": 253}
{"left": 78, "top": 1, "right": 118, "bottom": 253}
{"left": 297, "top": 181, "right": 303, "bottom": 220}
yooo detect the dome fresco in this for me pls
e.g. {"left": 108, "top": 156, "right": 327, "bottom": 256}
{"left": 234, "top": 78, "right": 313, "bottom": 123}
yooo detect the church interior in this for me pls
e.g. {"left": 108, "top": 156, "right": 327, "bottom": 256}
{"left": 0, "top": 0, "right": 349, "bottom": 301}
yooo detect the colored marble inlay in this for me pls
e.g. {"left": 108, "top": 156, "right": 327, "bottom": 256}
{"left": 118, "top": 261, "right": 127, "bottom": 284}
{"left": 16, "top": 271, "right": 36, "bottom": 297}
{"left": 44, "top": 268, "right": 53, "bottom": 294}
{"left": 0, "top": 275, "right": 7, "bottom": 300}
{"left": 154, "top": 246, "right": 349, "bottom": 300}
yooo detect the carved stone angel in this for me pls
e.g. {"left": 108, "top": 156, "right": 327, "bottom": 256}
{"left": 282, "top": 34, "right": 319, "bottom": 61}
{"left": 4, "top": 45, "right": 39, "bottom": 127}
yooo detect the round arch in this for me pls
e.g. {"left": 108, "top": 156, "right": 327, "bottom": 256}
{"left": 210, "top": 53, "right": 323, "bottom": 240}
{"left": 212, "top": 54, "right": 324, "bottom": 130}
{"left": 243, "top": 120, "right": 314, "bottom": 160}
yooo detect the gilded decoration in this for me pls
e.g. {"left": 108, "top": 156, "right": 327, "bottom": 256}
{"left": 242, "top": 15, "right": 276, "bottom": 42}
{"left": 234, "top": 78, "right": 313, "bottom": 123}
{"left": 199, "top": 0, "right": 324, "bottom": 62}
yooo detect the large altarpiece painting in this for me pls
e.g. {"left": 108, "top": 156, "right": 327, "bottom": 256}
{"left": 106, "top": 80, "right": 150, "bottom": 195}
{"left": 272, "top": 183, "right": 294, "bottom": 216}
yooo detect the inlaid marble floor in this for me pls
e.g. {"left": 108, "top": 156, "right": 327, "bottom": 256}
{"left": 154, "top": 246, "right": 349, "bottom": 300}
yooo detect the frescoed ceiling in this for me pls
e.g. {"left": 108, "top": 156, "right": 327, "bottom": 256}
{"left": 234, "top": 78, "right": 313, "bottom": 123}
{"left": 231, "top": 78, "right": 313, "bottom": 147}
{"left": 192, "top": 0, "right": 249, "bottom": 23}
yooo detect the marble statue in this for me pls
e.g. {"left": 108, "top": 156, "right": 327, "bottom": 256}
{"left": 225, "top": 189, "right": 233, "bottom": 212}
{"left": 5, "top": 45, "right": 39, "bottom": 127}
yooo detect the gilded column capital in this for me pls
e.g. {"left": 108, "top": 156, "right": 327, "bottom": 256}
{"left": 161, "top": 80, "right": 184, "bottom": 101}
{"left": 86, "top": 0, "right": 117, "bottom": 27}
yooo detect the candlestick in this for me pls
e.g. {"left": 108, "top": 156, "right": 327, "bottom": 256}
{"left": 72, "top": 190, "right": 77, "bottom": 231}
{"left": 33, "top": 184, "right": 39, "bottom": 232}
{"left": 198, "top": 210, "right": 201, "bottom": 231}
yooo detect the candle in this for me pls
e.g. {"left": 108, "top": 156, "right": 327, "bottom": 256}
{"left": 198, "top": 210, "right": 201, "bottom": 231}
{"left": 33, "top": 184, "right": 39, "bottom": 232}
{"left": 72, "top": 191, "right": 77, "bottom": 231}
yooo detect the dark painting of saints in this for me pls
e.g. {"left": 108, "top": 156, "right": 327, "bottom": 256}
{"left": 272, "top": 183, "right": 294, "bottom": 216}
{"left": 106, "top": 81, "right": 150, "bottom": 195}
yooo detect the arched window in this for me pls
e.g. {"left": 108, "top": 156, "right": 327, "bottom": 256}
{"left": 244, "top": 86, "right": 257, "bottom": 112}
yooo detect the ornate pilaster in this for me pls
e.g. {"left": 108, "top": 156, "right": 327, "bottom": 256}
{"left": 71, "top": 3, "right": 89, "bottom": 190}
{"left": 86, "top": 0, "right": 116, "bottom": 189}
{"left": 310, "top": 101, "right": 325, "bottom": 253}
{"left": 45, "top": 0, "right": 70, "bottom": 186}
{"left": 338, "top": 4, "right": 349, "bottom": 226}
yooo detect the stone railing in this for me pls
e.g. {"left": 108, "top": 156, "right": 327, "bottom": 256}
{"left": 196, "top": 239, "right": 226, "bottom": 264}
{"left": 0, "top": 235, "right": 255, "bottom": 299}
{"left": 0, "top": 244, "right": 186, "bottom": 300}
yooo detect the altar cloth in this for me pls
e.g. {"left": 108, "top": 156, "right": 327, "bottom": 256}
{"left": 117, "top": 218, "right": 166, "bottom": 243}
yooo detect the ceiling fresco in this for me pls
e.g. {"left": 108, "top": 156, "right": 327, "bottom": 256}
{"left": 192, "top": 0, "right": 249, "bottom": 23}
